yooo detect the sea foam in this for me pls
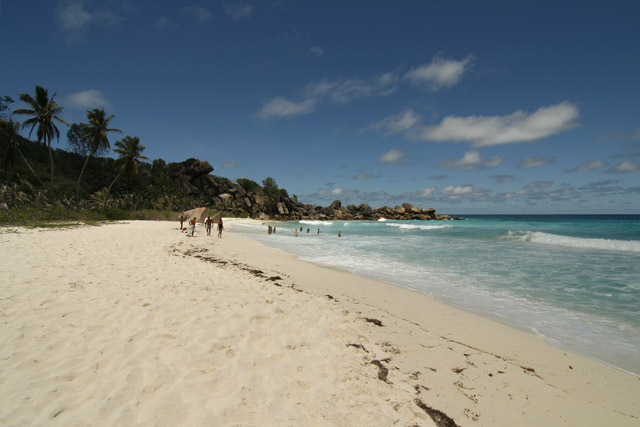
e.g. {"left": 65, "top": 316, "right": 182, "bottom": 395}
{"left": 386, "top": 223, "right": 451, "bottom": 231}
{"left": 504, "top": 231, "right": 640, "bottom": 253}
{"left": 300, "top": 220, "right": 334, "bottom": 226}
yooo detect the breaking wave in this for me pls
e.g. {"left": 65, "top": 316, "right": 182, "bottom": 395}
{"left": 504, "top": 231, "right": 640, "bottom": 253}
{"left": 386, "top": 223, "right": 452, "bottom": 231}
{"left": 299, "top": 220, "right": 334, "bottom": 226}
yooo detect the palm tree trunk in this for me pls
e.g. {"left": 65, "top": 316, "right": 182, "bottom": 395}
{"left": 102, "top": 170, "right": 124, "bottom": 215}
{"left": 47, "top": 143, "right": 55, "bottom": 186}
{"left": 17, "top": 147, "right": 47, "bottom": 189}
{"left": 76, "top": 153, "right": 93, "bottom": 207}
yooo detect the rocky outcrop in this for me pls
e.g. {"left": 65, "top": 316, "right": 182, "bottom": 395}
{"left": 168, "top": 158, "right": 461, "bottom": 221}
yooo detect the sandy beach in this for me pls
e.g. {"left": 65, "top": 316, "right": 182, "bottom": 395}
{"left": 1, "top": 220, "right": 638, "bottom": 426}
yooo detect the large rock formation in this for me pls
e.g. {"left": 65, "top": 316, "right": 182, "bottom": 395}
{"left": 168, "top": 158, "right": 460, "bottom": 221}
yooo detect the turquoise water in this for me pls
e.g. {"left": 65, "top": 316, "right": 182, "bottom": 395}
{"left": 232, "top": 215, "right": 640, "bottom": 374}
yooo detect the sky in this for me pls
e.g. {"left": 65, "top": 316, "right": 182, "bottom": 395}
{"left": 2, "top": 0, "right": 639, "bottom": 214}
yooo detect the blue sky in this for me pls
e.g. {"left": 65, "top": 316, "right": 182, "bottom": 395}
{"left": 2, "top": 0, "right": 639, "bottom": 213}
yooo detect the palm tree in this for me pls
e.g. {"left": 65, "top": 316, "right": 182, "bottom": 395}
{"left": 102, "top": 136, "right": 148, "bottom": 213}
{"left": 0, "top": 117, "right": 46, "bottom": 187}
{"left": 13, "top": 86, "right": 68, "bottom": 186}
{"left": 76, "top": 108, "right": 121, "bottom": 204}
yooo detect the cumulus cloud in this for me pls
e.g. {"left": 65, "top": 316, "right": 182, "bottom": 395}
{"left": 416, "top": 187, "right": 436, "bottom": 198}
{"left": 569, "top": 160, "right": 608, "bottom": 172}
{"left": 364, "top": 109, "right": 422, "bottom": 136}
{"left": 184, "top": 5, "right": 213, "bottom": 22}
{"left": 404, "top": 55, "right": 473, "bottom": 91}
{"left": 441, "top": 185, "right": 474, "bottom": 195}
{"left": 608, "top": 160, "right": 640, "bottom": 173}
{"left": 517, "top": 156, "right": 554, "bottom": 169}
{"left": 409, "top": 102, "right": 579, "bottom": 146}
{"left": 225, "top": 4, "right": 254, "bottom": 20}
{"left": 438, "top": 150, "right": 504, "bottom": 170}
{"left": 379, "top": 149, "right": 406, "bottom": 164}
{"left": 255, "top": 97, "right": 316, "bottom": 119}
{"left": 64, "top": 89, "right": 111, "bottom": 109}
{"left": 256, "top": 54, "right": 472, "bottom": 121}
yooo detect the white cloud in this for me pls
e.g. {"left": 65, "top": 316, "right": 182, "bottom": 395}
{"left": 184, "top": 5, "right": 213, "bottom": 23}
{"left": 517, "top": 156, "right": 555, "bottom": 169}
{"left": 309, "top": 46, "right": 325, "bottom": 55}
{"left": 416, "top": 187, "right": 436, "bottom": 198}
{"left": 608, "top": 160, "right": 640, "bottom": 173}
{"left": 255, "top": 97, "right": 316, "bottom": 119}
{"left": 302, "top": 74, "right": 398, "bottom": 104}
{"left": 65, "top": 89, "right": 111, "bottom": 109}
{"left": 331, "top": 187, "right": 343, "bottom": 195}
{"left": 441, "top": 185, "right": 474, "bottom": 195}
{"left": 569, "top": 160, "right": 608, "bottom": 172}
{"left": 438, "top": 150, "right": 504, "bottom": 170}
{"left": 225, "top": 4, "right": 254, "bottom": 20}
{"left": 364, "top": 109, "right": 421, "bottom": 136}
{"left": 54, "top": 0, "right": 123, "bottom": 41}
{"left": 257, "top": 73, "right": 398, "bottom": 119}
{"left": 410, "top": 102, "right": 579, "bottom": 146}
{"left": 55, "top": 0, "right": 92, "bottom": 31}
{"left": 404, "top": 55, "right": 473, "bottom": 90}
{"left": 379, "top": 149, "right": 406, "bottom": 164}
{"left": 222, "top": 160, "right": 237, "bottom": 168}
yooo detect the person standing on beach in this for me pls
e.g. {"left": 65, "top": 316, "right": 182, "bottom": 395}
{"left": 205, "top": 216, "right": 212, "bottom": 236}
{"left": 189, "top": 217, "right": 196, "bottom": 237}
{"left": 180, "top": 214, "right": 184, "bottom": 230}
{"left": 217, "top": 219, "right": 224, "bottom": 238}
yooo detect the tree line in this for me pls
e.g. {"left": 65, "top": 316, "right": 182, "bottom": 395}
{"left": 1, "top": 85, "right": 282, "bottom": 219}
{"left": 1, "top": 86, "right": 147, "bottom": 213}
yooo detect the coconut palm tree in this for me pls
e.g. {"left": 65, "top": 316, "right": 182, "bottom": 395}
{"left": 0, "top": 117, "right": 46, "bottom": 187}
{"left": 76, "top": 108, "right": 121, "bottom": 204}
{"left": 102, "top": 136, "right": 148, "bottom": 213}
{"left": 13, "top": 86, "right": 68, "bottom": 186}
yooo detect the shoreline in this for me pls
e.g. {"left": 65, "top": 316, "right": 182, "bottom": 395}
{"left": 230, "top": 219, "right": 640, "bottom": 376}
{"left": 1, "top": 220, "right": 638, "bottom": 426}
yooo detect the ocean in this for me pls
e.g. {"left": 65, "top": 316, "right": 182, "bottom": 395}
{"left": 232, "top": 215, "right": 640, "bottom": 375}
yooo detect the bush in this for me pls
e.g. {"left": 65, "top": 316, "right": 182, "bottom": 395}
{"left": 100, "top": 206, "right": 131, "bottom": 220}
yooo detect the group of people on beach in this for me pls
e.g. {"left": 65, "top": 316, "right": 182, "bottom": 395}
{"left": 180, "top": 215, "right": 223, "bottom": 238}
{"left": 269, "top": 225, "right": 341, "bottom": 237}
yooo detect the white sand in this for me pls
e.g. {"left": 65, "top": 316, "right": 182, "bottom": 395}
{"left": 0, "top": 220, "right": 638, "bottom": 426}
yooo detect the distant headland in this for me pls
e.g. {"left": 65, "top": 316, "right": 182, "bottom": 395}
{"left": 172, "top": 158, "right": 460, "bottom": 221}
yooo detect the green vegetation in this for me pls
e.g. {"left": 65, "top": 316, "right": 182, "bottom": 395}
{"left": 261, "top": 176, "right": 279, "bottom": 199}
{"left": 13, "top": 86, "right": 69, "bottom": 186}
{"left": 76, "top": 108, "right": 122, "bottom": 204}
{"left": 0, "top": 86, "right": 278, "bottom": 225}
{"left": 237, "top": 177, "right": 260, "bottom": 193}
